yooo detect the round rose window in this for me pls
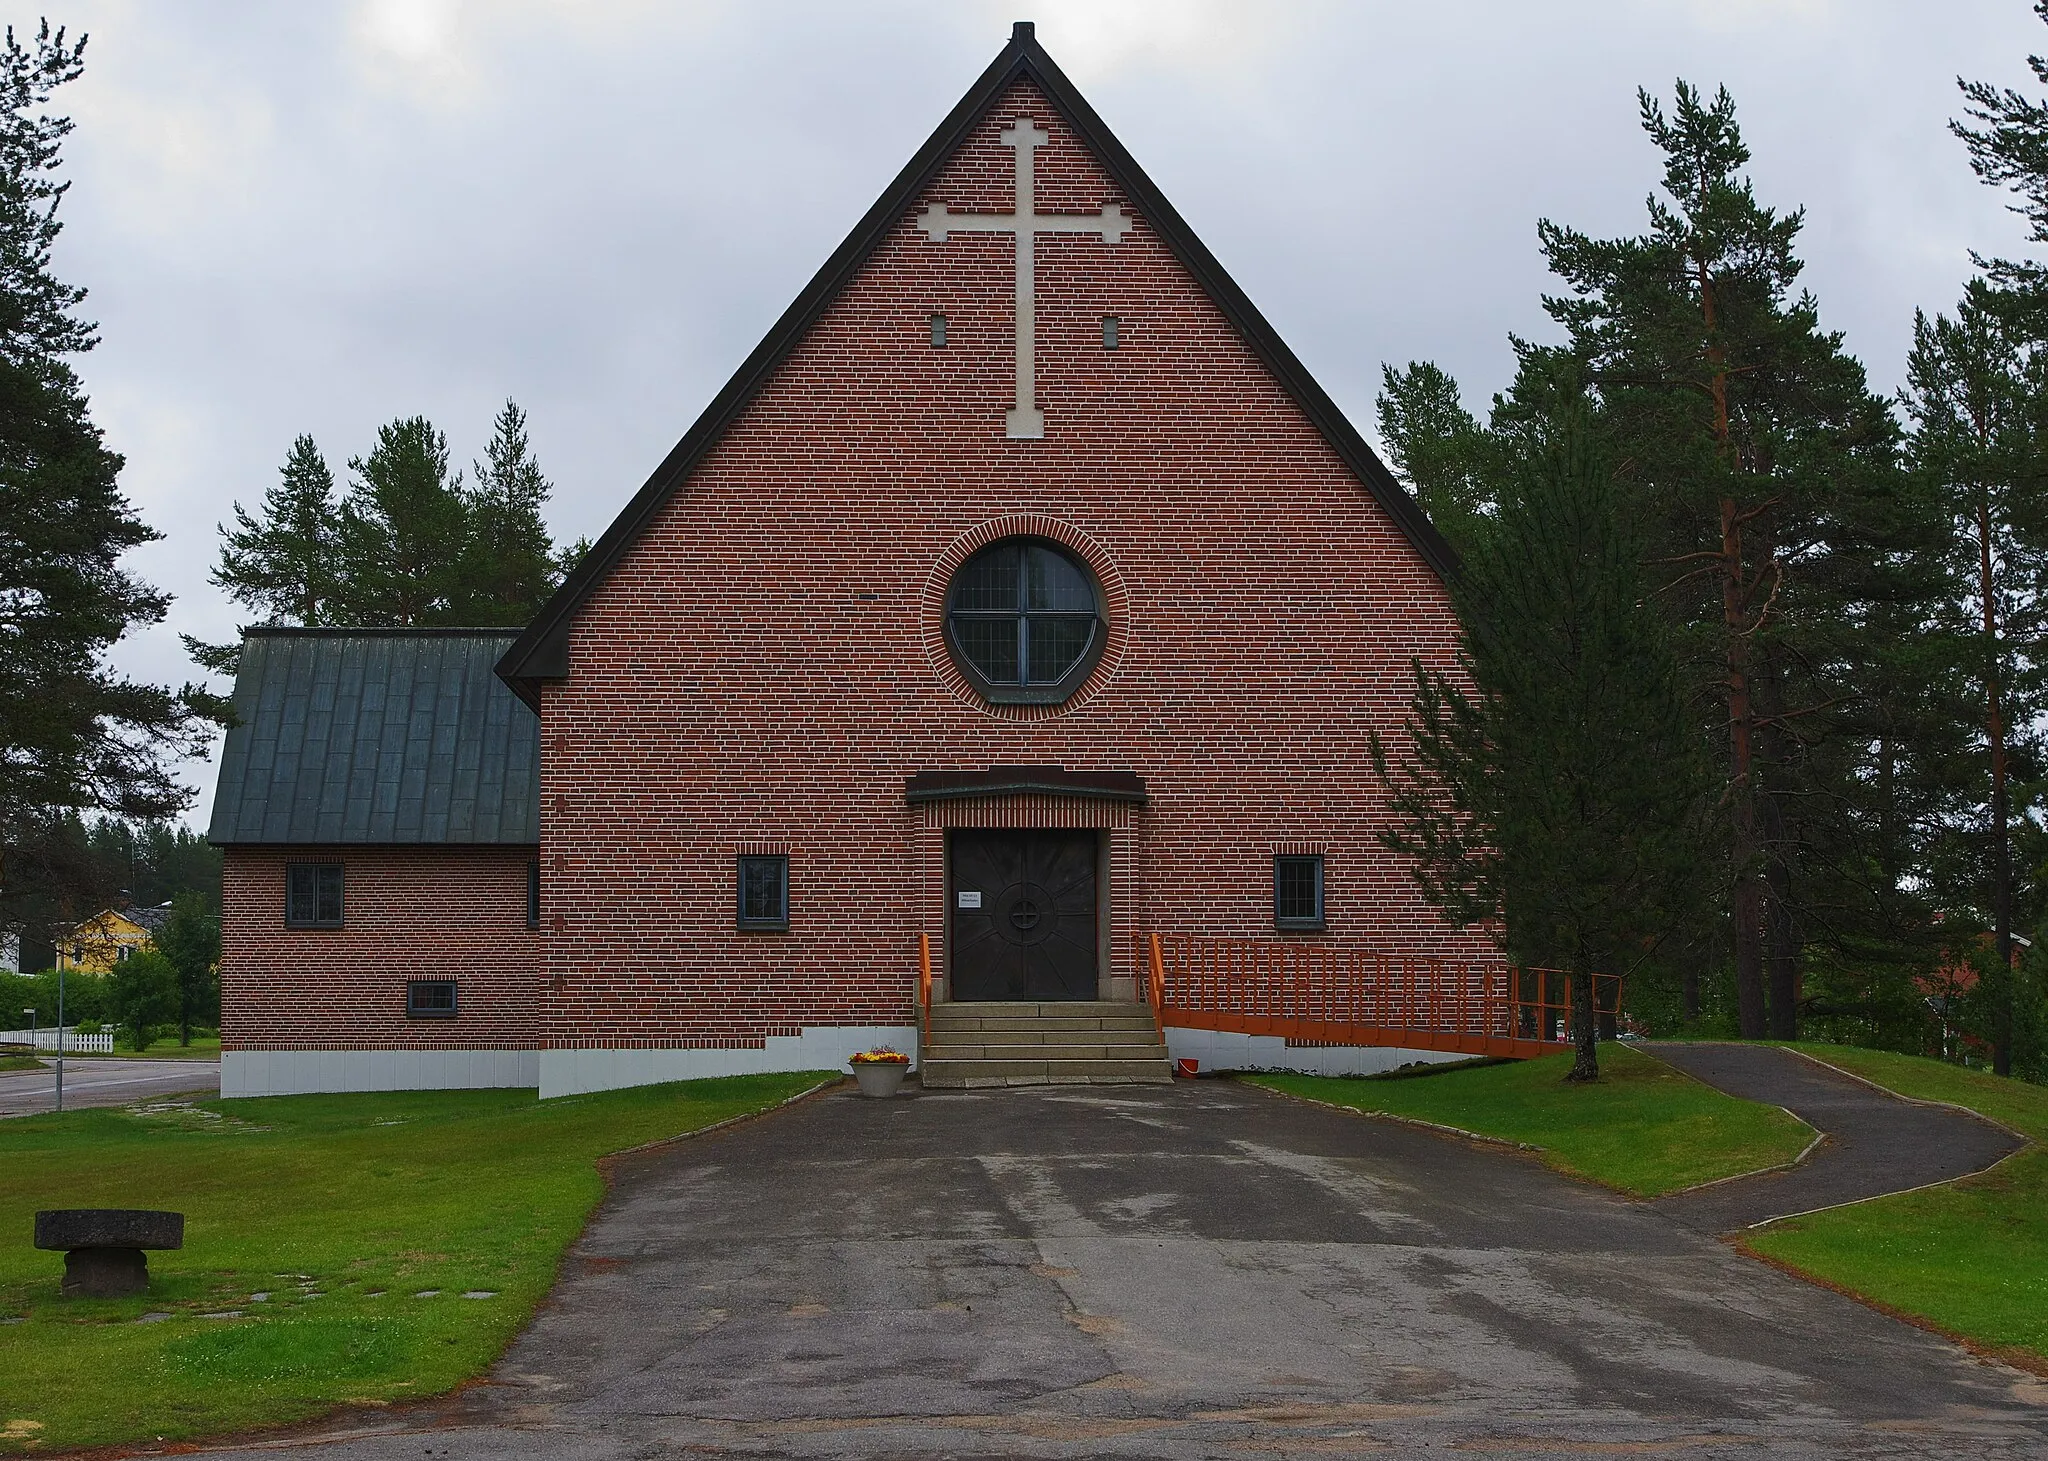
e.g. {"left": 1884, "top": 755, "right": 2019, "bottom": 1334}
{"left": 943, "top": 538, "right": 1105, "bottom": 704}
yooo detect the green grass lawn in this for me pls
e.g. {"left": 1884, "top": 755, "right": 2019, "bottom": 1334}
{"left": 0, "top": 1072, "right": 830, "bottom": 1453}
{"left": 0, "top": 1055, "right": 43, "bottom": 1073}
{"left": 1245, "top": 1044, "right": 1814, "bottom": 1197}
{"left": 90, "top": 1034, "right": 224, "bottom": 1058}
{"left": 1743, "top": 1045, "right": 2048, "bottom": 1367}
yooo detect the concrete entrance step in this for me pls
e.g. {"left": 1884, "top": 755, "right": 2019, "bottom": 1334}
{"left": 920, "top": 1000, "right": 1172, "bottom": 1087}
{"left": 920, "top": 1056, "right": 1174, "bottom": 1087}
{"left": 924, "top": 1041, "right": 1170, "bottom": 1062}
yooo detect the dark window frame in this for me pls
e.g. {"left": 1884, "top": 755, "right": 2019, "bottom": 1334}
{"left": 736, "top": 854, "right": 790, "bottom": 933}
{"left": 285, "top": 862, "right": 345, "bottom": 929}
{"left": 406, "top": 979, "right": 458, "bottom": 1019}
{"left": 1274, "top": 854, "right": 1326, "bottom": 932}
{"left": 943, "top": 537, "right": 1107, "bottom": 706}
{"left": 526, "top": 859, "right": 541, "bottom": 929}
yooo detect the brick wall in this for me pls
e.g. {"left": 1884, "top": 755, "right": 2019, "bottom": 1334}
{"left": 533, "top": 78, "right": 1496, "bottom": 1051}
{"left": 221, "top": 845, "right": 540, "bottom": 1051}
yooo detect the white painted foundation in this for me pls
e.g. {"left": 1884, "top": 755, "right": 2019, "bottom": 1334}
{"left": 221, "top": 1048, "right": 540, "bottom": 1097}
{"left": 222, "top": 1025, "right": 918, "bottom": 1100}
{"left": 538, "top": 1025, "right": 918, "bottom": 1099}
{"left": 1163, "top": 1026, "right": 1467, "bottom": 1077}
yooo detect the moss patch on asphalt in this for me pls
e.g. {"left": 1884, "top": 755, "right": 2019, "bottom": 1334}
{"left": 1744, "top": 1046, "right": 2048, "bottom": 1367}
{"left": 1246, "top": 1044, "right": 1814, "bottom": 1197}
{"left": 0, "top": 1073, "right": 829, "bottom": 1453}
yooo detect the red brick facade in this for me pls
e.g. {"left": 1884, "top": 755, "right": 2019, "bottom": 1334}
{"left": 221, "top": 846, "right": 539, "bottom": 1052}
{"left": 532, "top": 76, "right": 1493, "bottom": 1053}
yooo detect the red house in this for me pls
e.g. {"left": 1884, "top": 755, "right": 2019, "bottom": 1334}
{"left": 211, "top": 24, "right": 1493, "bottom": 1099}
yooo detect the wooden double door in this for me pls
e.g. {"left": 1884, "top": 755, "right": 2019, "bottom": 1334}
{"left": 948, "top": 830, "right": 1100, "bottom": 1002}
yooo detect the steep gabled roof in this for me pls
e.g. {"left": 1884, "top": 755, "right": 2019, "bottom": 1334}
{"left": 209, "top": 629, "right": 540, "bottom": 846}
{"left": 497, "top": 21, "right": 1454, "bottom": 706}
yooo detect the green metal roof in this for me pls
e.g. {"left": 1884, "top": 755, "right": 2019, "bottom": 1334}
{"left": 208, "top": 629, "right": 540, "bottom": 846}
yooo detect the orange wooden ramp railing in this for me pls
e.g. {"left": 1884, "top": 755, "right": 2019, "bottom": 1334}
{"left": 1141, "top": 933, "right": 1620, "bottom": 1061}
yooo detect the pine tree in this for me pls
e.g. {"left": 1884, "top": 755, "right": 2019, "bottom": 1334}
{"left": 459, "top": 399, "right": 561, "bottom": 623}
{"left": 1902, "top": 284, "right": 2048, "bottom": 1075}
{"left": 332, "top": 416, "right": 469, "bottom": 626}
{"left": 1375, "top": 362, "right": 1493, "bottom": 552}
{"left": 184, "top": 434, "right": 341, "bottom": 673}
{"left": 1371, "top": 389, "right": 1704, "bottom": 1081}
{"left": 1536, "top": 82, "right": 1898, "bottom": 1039}
{"left": 0, "top": 23, "right": 220, "bottom": 943}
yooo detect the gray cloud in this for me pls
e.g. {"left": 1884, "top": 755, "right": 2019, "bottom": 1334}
{"left": 38, "top": 0, "right": 2043, "bottom": 819}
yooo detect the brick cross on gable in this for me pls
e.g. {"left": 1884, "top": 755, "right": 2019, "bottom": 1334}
{"left": 919, "top": 118, "right": 1130, "bottom": 439}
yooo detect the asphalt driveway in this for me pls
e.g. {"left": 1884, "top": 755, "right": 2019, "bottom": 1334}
{"left": 0, "top": 1056, "right": 220, "bottom": 1118}
{"left": 201, "top": 1077, "right": 2048, "bottom": 1460}
{"left": 1648, "top": 1043, "right": 2025, "bottom": 1231}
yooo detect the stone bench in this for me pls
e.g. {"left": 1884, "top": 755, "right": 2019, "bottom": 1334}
{"left": 34, "top": 1210, "right": 184, "bottom": 1297}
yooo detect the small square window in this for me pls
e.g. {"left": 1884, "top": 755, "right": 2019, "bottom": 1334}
{"left": 737, "top": 855, "right": 789, "bottom": 932}
{"left": 1274, "top": 855, "right": 1325, "bottom": 931}
{"left": 527, "top": 859, "right": 541, "bottom": 929}
{"left": 929, "top": 313, "right": 948, "bottom": 348}
{"left": 1101, "top": 315, "right": 1121, "bottom": 350}
{"left": 406, "top": 980, "right": 458, "bottom": 1019}
{"left": 286, "top": 863, "right": 344, "bottom": 928}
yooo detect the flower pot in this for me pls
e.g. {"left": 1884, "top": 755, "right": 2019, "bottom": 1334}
{"left": 852, "top": 1062, "right": 909, "bottom": 1098}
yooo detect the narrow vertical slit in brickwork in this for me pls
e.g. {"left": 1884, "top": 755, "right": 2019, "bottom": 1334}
{"left": 929, "top": 313, "right": 948, "bottom": 348}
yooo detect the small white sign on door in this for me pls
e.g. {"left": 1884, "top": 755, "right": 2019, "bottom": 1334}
{"left": 957, "top": 890, "right": 983, "bottom": 910}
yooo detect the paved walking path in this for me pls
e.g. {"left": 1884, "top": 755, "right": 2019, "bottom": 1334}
{"left": 192, "top": 1079, "right": 2048, "bottom": 1460}
{"left": 0, "top": 1056, "right": 220, "bottom": 1118}
{"left": 1646, "top": 1043, "right": 2026, "bottom": 1232}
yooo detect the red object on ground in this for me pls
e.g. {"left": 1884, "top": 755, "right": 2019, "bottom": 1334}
{"left": 1176, "top": 1058, "right": 1200, "bottom": 1079}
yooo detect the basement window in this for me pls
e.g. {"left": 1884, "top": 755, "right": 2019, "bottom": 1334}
{"left": 406, "top": 980, "right": 458, "bottom": 1019}
{"left": 1274, "top": 855, "right": 1325, "bottom": 932}
{"left": 285, "top": 863, "right": 344, "bottom": 928}
{"left": 737, "top": 854, "right": 789, "bottom": 932}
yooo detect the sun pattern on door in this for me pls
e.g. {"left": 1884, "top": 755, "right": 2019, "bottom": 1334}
{"left": 949, "top": 830, "right": 1099, "bottom": 1001}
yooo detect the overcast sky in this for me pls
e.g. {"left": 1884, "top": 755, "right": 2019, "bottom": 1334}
{"left": 36, "top": 0, "right": 2048, "bottom": 823}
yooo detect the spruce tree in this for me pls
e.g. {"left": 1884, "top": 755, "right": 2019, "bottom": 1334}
{"left": 184, "top": 434, "right": 341, "bottom": 673}
{"left": 1536, "top": 82, "right": 1897, "bottom": 1039}
{"left": 1371, "top": 390, "right": 1704, "bottom": 1081}
{"left": 0, "top": 23, "right": 219, "bottom": 940}
{"left": 333, "top": 416, "right": 469, "bottom": 625}
{"left": 459, "top": 399, "right": 561, "bottom": 623}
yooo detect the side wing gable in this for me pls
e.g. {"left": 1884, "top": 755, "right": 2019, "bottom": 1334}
{"left": 497, "top": 21, "right": 1455, "bottom": 706}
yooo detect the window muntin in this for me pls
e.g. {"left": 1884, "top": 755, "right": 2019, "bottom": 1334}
{"left": 1274, "top": 855, "right": 1325, "bottom": 931}
{"left": 406, "top": 980, "right": 458, "bottom": 1018}
{"left": 737, "top": 855, "right": 789, "bottom": 932}
{"left": 944, "top": 539, "right": 1103, "bottom": 704}
{"left": 286, "top": 863, "right": 344, "bottom": 928}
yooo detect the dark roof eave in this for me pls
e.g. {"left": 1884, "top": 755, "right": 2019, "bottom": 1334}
{"left": 496, "top": 24, "right": 1456, "bottom": 697}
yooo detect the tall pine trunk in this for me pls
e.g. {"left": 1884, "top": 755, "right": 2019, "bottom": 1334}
{"left": 1721, "top": 496, "right": 1768, "bottom": 1038}
{"left": 1978, "top": 495, "right": 2014, "bottom": 1076}
{"left": 1567, "top": 957, "right": 1601, "bottom": 1082}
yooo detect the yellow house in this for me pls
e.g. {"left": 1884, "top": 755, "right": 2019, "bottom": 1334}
{"left": 56, "top": 904, "right": 173, "bottom": 974}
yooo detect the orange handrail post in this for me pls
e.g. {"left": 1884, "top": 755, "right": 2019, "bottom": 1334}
{"left": 1148, "top": 931, "right": 1168, "bottom": 1037}
{"left": 918, "top": 932, "right": 933, "bottom": 1047}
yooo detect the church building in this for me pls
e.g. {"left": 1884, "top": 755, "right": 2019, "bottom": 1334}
{"left": 209, "top": 24, "right": 1496, "bottom": 1099}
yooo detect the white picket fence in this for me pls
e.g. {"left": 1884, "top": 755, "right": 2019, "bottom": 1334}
{"left": 0, "top": 1026, "right": 116, "bottom": 1054}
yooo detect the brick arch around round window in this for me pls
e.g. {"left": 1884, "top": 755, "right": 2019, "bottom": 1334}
{"left": 921, "top": 515, "right": 1131, "bottom": 720}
